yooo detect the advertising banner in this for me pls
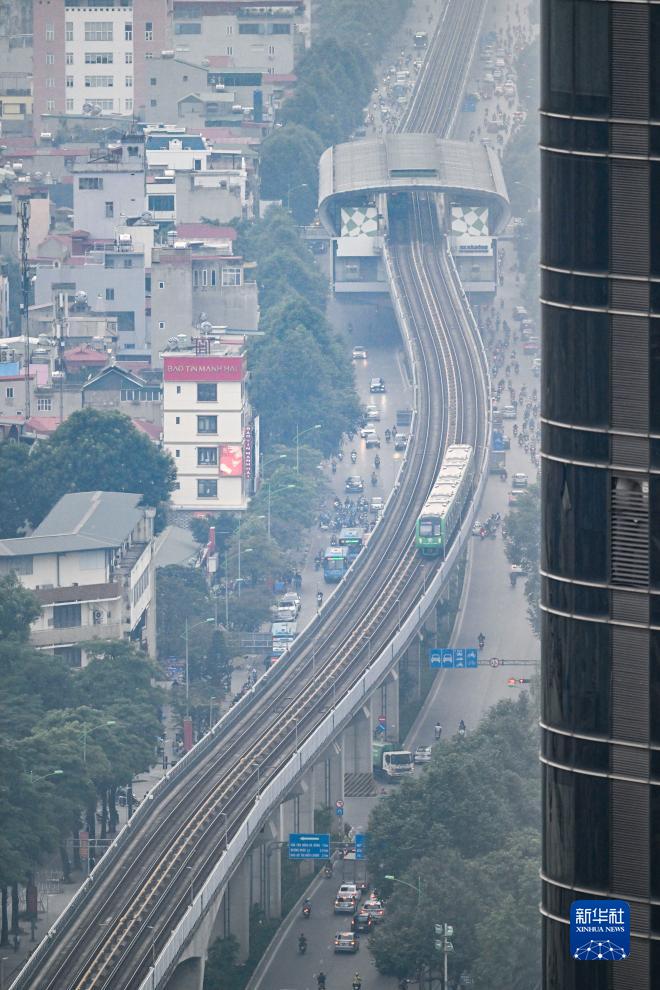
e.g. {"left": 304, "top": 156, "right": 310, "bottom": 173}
{"left": 220, "top": 444, "right": 243, "bottom": 477}
{"left": 163, "top": 355, "right": 243, "bottom": 382}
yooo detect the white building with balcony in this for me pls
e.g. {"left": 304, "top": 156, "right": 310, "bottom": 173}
{"left": 0, "top": 491, "right": 156, "bottom": 665}
{"left": 162, "top": 339, "right": 252, "bottom": 513}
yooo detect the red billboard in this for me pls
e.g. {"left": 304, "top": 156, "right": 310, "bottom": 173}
{"left": 220, "top": 444, "right": 243, "bottom": 477}
{"left": 163, "top": 355, "right": 243, "bottom": 382}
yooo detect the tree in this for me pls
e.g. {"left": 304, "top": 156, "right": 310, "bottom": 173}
{"left": 259, "top": 125, "right": 323, "bottom": 225}
{"left": 257, "top": 249, "right": 328, "bottom": 314}
{"left": 27, "top": 410, "right": 176, "bottom": 526}
{"left": 504, "top": 484, "right": 540, "bottom": 635}
{"left": 155, "top": 565, "right": 213, "bottom": 664}
{"left": 0, "top": 442, "right": 34, "bottom": 537}
{"left": 0, "top": 575, "right": 40, "bottom": 642}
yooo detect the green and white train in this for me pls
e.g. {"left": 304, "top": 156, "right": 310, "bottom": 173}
{"left": 415, "top": 444, "right": 475, "bottom": 556}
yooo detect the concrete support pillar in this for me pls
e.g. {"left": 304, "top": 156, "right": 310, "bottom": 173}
{"left": 164, "top": 957, "right": 204, "bottom": 990}
{"left": 342, "top": 704, "right": 372, "bottom": 774}
{"left": 265, "top": 840, "right": 282, "bottom": 920}
{"left": 312, "top": 740, "right": 344, "bottom": 814}
{"left": 378, "top": 667, "right": 400, "bottom": 742}
{"left": 227, "top": 853, "right": 251, "bottom": 961}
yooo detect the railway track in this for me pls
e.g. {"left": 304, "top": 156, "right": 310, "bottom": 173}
{"left": 13, "top": 2, "right": 491, "bottom": 988}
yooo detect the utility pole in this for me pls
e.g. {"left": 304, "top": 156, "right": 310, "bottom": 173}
{"left": 434, "top": 922, "right": 454, "bottom": 990}
{"left": 18, "top": 199, "right": 31, "bottom": 422}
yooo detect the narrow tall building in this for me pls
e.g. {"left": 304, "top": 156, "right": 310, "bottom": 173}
{"left": 541, "top": 2, "right": 660, "bottom": 987}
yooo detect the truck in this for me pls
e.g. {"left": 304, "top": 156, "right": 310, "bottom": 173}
{"left": 414, "top": 31, "right": 428, "bottom": 48}
{"left": 373, "top": 742, "right": 414, "bottom": 780}
{"left": 490, "top": 449, "right": 506, "bottom": 475}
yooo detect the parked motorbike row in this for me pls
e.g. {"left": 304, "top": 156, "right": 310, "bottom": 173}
{"left": 317, "top": 496, "right": 372, "bottom": 537}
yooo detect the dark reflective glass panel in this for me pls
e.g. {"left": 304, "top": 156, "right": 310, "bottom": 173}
{"left": 542, "top": 460, "right": 608, "bottom": 582}
{"left": 542, "top": 153, "right": 609, "bottom": 271}
{"left": 650, "top": 320, "right": 660, "bottom": 433}
{"left": 541, "top": 115, "right": 608, "bottom": 154}
{"left": 542, "top": 611, "right": 610, "bottom": 734}
{"left": 650, "top": 633, "right": 660, "bottom": 744}
{"left": 652, "top": 165, "right": 660, "bottom": 277}
{"left": 651, "top": 785, "right": 660, "bottom": 896}
{"left": 651, "top": 479, "right": 660, "bottom": 589}
{"left": 542, "top": 423, "right": 608, "bottom": 463}
{"left": 541, "top": 268, "right": 608, "bottom": 308}
{"left": 652, "top": 8, "right": 660, "bottom": 121}
{"left": 541, "top": 0, "right": 609, "bottom": 117}
{"left": 542, "top": 764, "right": 610, "bottom": 889}
{"left": 542, "top": 307, "right": 609, "bottom": 428}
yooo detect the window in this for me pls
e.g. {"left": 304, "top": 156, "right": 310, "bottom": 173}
{"left": 239, "top": 23, "right": 262, "bottom": 34}
{"left": 66, "top": 99, "right": 74, "bottom": 111}
{"left": 66, "top": 76, "right": 74, "bottom": 87}
{"left": 270, "top": 22, "right": 291, "bottom": 34}
{"left": 85, "top": 21, "right": 113, "bottom": 41}
{"left": 226, "top": 24, "right": 233, "bottom": 35}
{"left": 150, "top": 77, "right": 156, "bottom": 86}
{"left": 37, "top": 397, "right": 52, "bottom": 412}
{"left": 145, "top": 52, "right": 153, "bottom": 59}
{"left": 197, "top": 415, "right": 217, "bottom": 433}
{"left": 268, "top": 45, "right": 275, "bottom": 56}
{"left": 124, "top": 22, "right": 132, "bottom": 41}
{"left": 85, "top": 76, "right": 114, "bottom": 87}
{"left": 46, "top": 77, "right": 55, "bottom": 88}
{"left": 197, "top": 447, "right": 218, "bottom": 466}
{"left": 85, "top": 52, "right": 113, "bottom": 64}
{"left": 125, "top": 52, "right": 133, "bottom": 64}
{"left": 47, "top": 100, "right": 55, "bottom": 111}
{"left": 158, "top": 280, "right": 164, "bottom": 289}
{"left": 198, "top": 479, "right": 218, "bottom": 499}
{"left": 105, "top": 201, "right": 114, "bottom": 218}
{"left": 125, "top": 75, "right": 133, "bottom": 87}
{"left": 65, "top": 21, "right": 73, "bottom": 41}
{"left": 175, "top": 448, "right": 180, "bottom": 457}
{"left": 201, "top": 268, "right": 208, "bottom": 287}
{"left": 226, "top": 45, "right": 233, "bottom": 55}
{"left": 221, "top": 266, "right": 241, "bottom": 287}
{"left": 53, "top": 603, "right": 81, "bottom": 629}
{"left": 175, "top": 416, "right": 180, "bottom": 424}
{"left": 182, "top": 74, "right": 188, "bottom": 81}
{"left": 105, "top": 288, "right": 114, "bottom": 301}
{"left": 176, "top": 385, "right": 181, "bottom": 394}
{"left": 66, "top": 52, "right": 74, "bottom": 64}
{"left": 158, "top": 321, "right": 165, "bottom": 329}
{"left": 46, "top": 53, "right": 54, "bottom": 64}
{"left": 93, "top": 99, "right": 114, "bottom": 110}
{"left": 125, "top": 99, "right": 133, "bottom": 111}
{"left": 53, "top": 646, "right": 81, "bottom": 667}
{"left": 145, "top": 21, "right": 153, "bottom": 40}
{"left": 147, "top": 194, "right": 174, "bottom": 212}
{"left": 197, "top": 383, "right": 217, "bottom": 402}
{"left": 175, "top": 22, "right": 201, "bottom": 34}
{"left": 79, "top": 176, "right": 103, "bottom": 190}
{"left": 5, "top": 387, "right": 14, "bottom": 398}
{"left": 192, "top": 269, "right": 199, "bottom": 288}
{"left": 46, "top": 23, "right": 55, "bottom": 40}
{"left": 122, "top": 258, "right": 132, "bottom": 268}
{"left": 210, "top": 268, "right": 217, "bottom": 287}
{"left": 150, "top": 99, "right": 157, "bottom": 107}
{"left": 132, "top": 566, "right": 149, "bottom": 604}
{"left": 121, "top": 389, "right": 137, "bottom": 401}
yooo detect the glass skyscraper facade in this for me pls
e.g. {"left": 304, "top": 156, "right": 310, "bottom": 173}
{"left": 541, "top": 1, "right": 660, "bottom": 986}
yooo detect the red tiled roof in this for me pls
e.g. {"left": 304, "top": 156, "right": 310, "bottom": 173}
{"left": 63, "top": 347, "right": 108, "bottom": 365}
{"left": 24, "top": 416, "right": 61, "bottom": 436}
{"left": 131, "top": 418, "right": 162, "bottom": 441}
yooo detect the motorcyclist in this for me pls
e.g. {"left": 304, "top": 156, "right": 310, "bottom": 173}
{"left": 353, "top": 973, "right": 362, "bottom": 990}
{"left": 374, "top": 454, "right": 381, "bottom": 469}
{"left": 298, "top": 933, "right": 307, "bottom": 954}
{"left": 317, "top": 974, "right": 326, "bottom": 990}
{"left": 371, "top": 471, "right": 378, "bottom": 486}
{"left": 331, "top": 460, "right": 337, "bottom": 474}
{"left": 458, "top": 719, "right": 466, "bottom": 736}
{"left": 303, "top": 898, "right": 312, "bottom": 917}
{"left": 478, "top": 632, "right": 486, "bottom": 649}
{"left": 434, "top": 722, "right": 442, "bottom": 740}
{"left": 385, "top": 428, "right": 391, "bottom": 442}
{"left": 316, "top": 591, "right": 323, "bottom": 607}
{"left": 351, "top": 449, "right": 358, "bottom": 463}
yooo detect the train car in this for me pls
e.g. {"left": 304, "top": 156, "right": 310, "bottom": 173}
{"left": 415, "top": 444, "right": 474, "bottom": 556}
{"left": 323, "top": 545, "right": 349, "bottom": 583}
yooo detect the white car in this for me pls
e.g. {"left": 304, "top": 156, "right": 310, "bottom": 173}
{"left": 414, "top": 745, "right": 432, "bottom": 764}
{"left": 365, "top": 405, "right": 380, "bottom": 421}
{"left": 512, "top": 472, "right": 528, "bottom": 489}
{"left": 352, "top": 345, "right": 368, "bottom": 360}
{"left": 360, "top": 425, "right": 378, "bottom": 440}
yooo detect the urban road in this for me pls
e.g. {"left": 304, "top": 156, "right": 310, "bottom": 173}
{"left": 12, "top": 2, "right": 503, "bottom": 989}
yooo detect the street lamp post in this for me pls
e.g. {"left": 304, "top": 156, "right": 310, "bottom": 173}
{"left": 183, "top": 617, "right": 214, "bottom": 716}
{"left": 82, "top": 721, "right": 117, "bottom": 764}
{"left": 295, "top": 422, "right": 322, "bottom": 473}
{"left": 28, "top": 769, "right": 64, "bottom": 784}
{"left": 209, "top": 696, "right": 216, "bottom": 729}
{"left": 384, "top": 873, "right": 422, "bottom": 906}
{"left": 266, "top": 482, "right": 296, "bottom": 538}
{"left": 286, "top": 181, "right": 308, "bottom": 212}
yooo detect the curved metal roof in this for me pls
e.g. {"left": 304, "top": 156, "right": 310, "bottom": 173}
{"left": 319, "top": 133, "right": 510, "bottom": 234}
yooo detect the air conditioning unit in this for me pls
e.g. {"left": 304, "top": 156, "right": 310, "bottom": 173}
{"left": 93, "top": 608, "right": 104, "bottom": 623}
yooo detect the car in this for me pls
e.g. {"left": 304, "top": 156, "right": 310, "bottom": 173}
{"left": 352, "top": 910, "right": 374, "bottom": 934}
{"left": 394, "top": 434, "right": 409, "bottom": 451}
{"left": 508, "top": 490, "right": 522, "bottom": 506}
{"left": 365, "top": 433, "right": 381, "bottom": 449}
{"left": 334, "top": 895, "right": 358, "bottom": 914}
{"left": 502, "top": 405, "right": 517, "bottom": 419}
{"left": 337, "top": 883, "right": 360, "bottom": 898}
{"left": 513, "top": 305, "right": 529, "bottom": 321}
{"left": 370, "top": 496, "right": 384, "bottom": 514}
{"left": 414, "top": 745, "right": 433, "bottom": 764}
{"left": 334, "top": 931, "right": 360, "bottom": 953}
{"left": 360, "top": 424, "right": 378, "bottom": 440}
{"left": 362, "top": 899, "right": 385, "bottom": 921}
{"left": 523, "top": 337, "right": 540, "bottom": 354}
{"left": 512, "top": 472, "right": 528, "bottom": 489}
{"left": 345, "top": 476, "right": 364, "bottom": 493}
{"left": 352, "top": 345, "right": 368, "bottom": 360}
{"left": 369, "top": 377, "right": 386, "bottom": 393}
{"left": 365, "top": 405, "right": 380, "bottom": 421}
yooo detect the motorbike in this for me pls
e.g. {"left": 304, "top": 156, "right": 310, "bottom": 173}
{"left": 302, "top": 901, "right": 312, "bottom": 919}
{"left": 323, "top": 863, "right": 333, "bottom": 878}
{"left": 384, "top": 429, "right": 391, "bottom": 442}
{"left": 371, "top": 472, "right": 378, "bottom": 487}
{"left": 374, "top": 455, "right": 381, "bottom": 470}
{"left": 351, "top": 450, "right": 358, "bottom": 464}
{"left": 298, "top": 936, "right": 307, "bottom": 955}
{"left": 331, "top": 461, "right": 337, "bottom": 474}
{"left": 478, "top": 633, "right": 486, "bottom": 649}
{"left": 318, "top": 977, "right": 327, "bottom": 990}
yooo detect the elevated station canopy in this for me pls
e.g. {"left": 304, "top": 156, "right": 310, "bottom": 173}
{"left": 319, "top": 134, "right": 510, "bottom": 236}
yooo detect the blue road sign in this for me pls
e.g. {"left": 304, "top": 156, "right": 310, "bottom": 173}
{"left": 570, "top": 900, "right": 629, "bottom": 960}
{"left": 336, "top": 807, "right": 344, "bottom": 817}
{"left": 288, "top": 833, "right": 331, "bottom": 860}
{"left": 355, "top": 834, "right": 366, "bottom": 860}
{"left": 429, "top": 648, "right": 479, "bottom": 669}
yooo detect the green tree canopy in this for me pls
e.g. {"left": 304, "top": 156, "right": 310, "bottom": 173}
{"left": 27, "top": 409, "right": 176, "bottom": 527}
{"left": 0, "top": 574, "right": 40, "bottom": 643}
{"left": 0, "top": 441, "right": 33, "bottom": 537}
{"left": 505, "top": 484, "right": 540, "bottom": 635}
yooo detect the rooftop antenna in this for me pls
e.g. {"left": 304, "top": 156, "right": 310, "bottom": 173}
{"left": 19, "top": 198, "right": 31, "bottom": 422}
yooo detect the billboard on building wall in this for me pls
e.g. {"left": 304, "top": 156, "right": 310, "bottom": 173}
{"left": 163, "top": 355, "right": 244, "bottom": 382}
{"left": 220, "top": 444, "right": 243, "bottom": 477}
{"left": 243, "top": 424, "right": 253, "bottom": 480}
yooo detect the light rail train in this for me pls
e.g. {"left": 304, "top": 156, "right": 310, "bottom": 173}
{"left": 415, "top": 444, "right": 474, "bottom": 555}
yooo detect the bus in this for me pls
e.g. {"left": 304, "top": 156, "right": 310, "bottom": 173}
{"left": 338, "top": 527, "right": 365, "bottom": 561}
{"left": 415, "top": 444, "right": 474, "bottom": 556}
{"left": 323, "top": 545, "right": 349, "bottom": 583}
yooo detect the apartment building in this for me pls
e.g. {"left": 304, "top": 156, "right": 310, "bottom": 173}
{"left": 162, "top": 339, "right": 251, "bottom": 512}
{"left": 32, "top": 0, "right": 170, "bottom": 130}
{"left": 0, "top": 491, "right": 156, "bottom": 664}
{"left": 73, "top": 134, "right": 146, "bottom": 240}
